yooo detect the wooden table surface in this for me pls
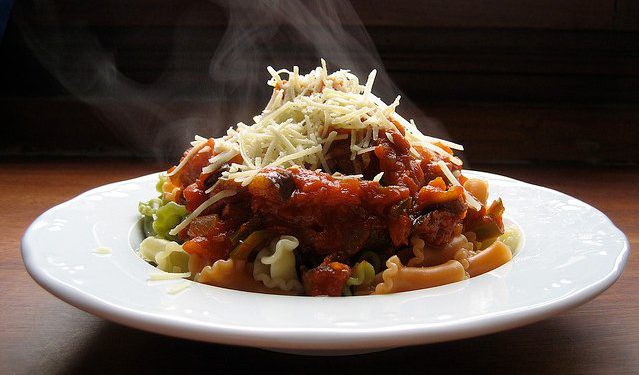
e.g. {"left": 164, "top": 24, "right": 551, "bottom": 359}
{"left": 1, "top": 160, "right": 637, "bottom": 374}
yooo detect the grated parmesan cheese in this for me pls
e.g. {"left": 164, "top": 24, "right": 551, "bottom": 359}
{"left": 181, "top": 61, "right": 467, "bottom": 188}
{"left": 160, "top": 62, "right": 478, "bottom": 238}
{"left": 168, "top": 190, "right": 237, "bottom": 236}
{"left": 166, "top": 137, "right": 207, "bottom": 177}
{"left": 93, "top": 246, "right": 112, "bottom": 255}
{"left": 157, "top": 62, "right": 487, "bottom": 250}
{"left": 148, "top": 271, "right": 191, "bottom": 281}
{"left": 167, "top": 282, "right": 191, "bottom": 295}
{"left": 436, "top": 161, "right": 481, "bottom": 211}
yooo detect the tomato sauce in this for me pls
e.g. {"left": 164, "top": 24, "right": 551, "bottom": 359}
{"left": 169, "top": 131, "right": 482, "bottom": 295}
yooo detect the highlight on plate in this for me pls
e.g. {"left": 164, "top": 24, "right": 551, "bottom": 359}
{"left": 137, "top": 61, "right": 521, "bottom": 296}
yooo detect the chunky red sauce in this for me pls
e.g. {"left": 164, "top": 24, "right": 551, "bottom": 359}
{"left": 166, "top": 129, "right": 497, "bottom": 296}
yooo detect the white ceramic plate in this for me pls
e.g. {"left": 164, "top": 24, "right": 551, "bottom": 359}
{"left": 21, "top": 171, "right": 629, "bottom": 355}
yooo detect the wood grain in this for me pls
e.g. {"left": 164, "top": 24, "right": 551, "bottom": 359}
{"left": 1, "top": 160, "right": 637, "bottom": 374}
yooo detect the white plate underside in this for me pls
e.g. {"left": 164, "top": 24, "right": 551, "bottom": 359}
{"left": 21, "top": 170, "right": 629, "bottom": 354}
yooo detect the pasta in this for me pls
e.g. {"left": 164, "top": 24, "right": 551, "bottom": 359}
{"left": 253, "top": 236, "right": 304, "bottom": 293}
{"left": 407, "top": 231, "right": 473, "bottom": 269}
{"left": 136, "top": 61, "right": 520, "bottom": 296}
{"left": 467, "top": 241, "right": 513, "bottom": 278}
{"left": 496, "top": 225, "right": 522, "bottom": 253}
{"left": 139, "top": 237, "right": 190, "bottom": 273}
{"left": 196, "top": 258, "right": 297, "bottom": 295}
{"left": 463, "top": 178, "right": 489, "bottom": 205}
{"left": 374, "top": 256, "right": 467, "bottom": 294}
{"left": 345, "top": 260, "right": 376, "bottom": 296}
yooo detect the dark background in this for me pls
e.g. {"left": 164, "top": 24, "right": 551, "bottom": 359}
{"left": 1, "top": 0, "right": 638, "bottom": 165}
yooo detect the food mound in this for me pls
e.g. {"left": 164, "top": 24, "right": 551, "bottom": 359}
{"left": 138, "top": 61, "right": 520, "bottom": 296}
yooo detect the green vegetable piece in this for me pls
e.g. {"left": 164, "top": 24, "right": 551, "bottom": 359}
{"left": 347, "top": 260, "right": 376, "bottom": 287}
{"left": 153, "top": 201, "right": 188, "bottom": 240}
{"left": 138, "top": 198, "right": 161, "bottom": 217}
{"left": 156, "top": 174, "right": 168, "bottom": 194}
{"left": 359, "top": 251, "right": 382, "bottom": 274}
{"left": 142, "top": 216, "right": 156, "bottom": 237}
{"left": 157, "top": 247, "right": 190, "bottom": 273}
{"left": 230, "top": 230, "right": 273, "bottom": 260}
{"left": 139, "top": 236, "right": 190, "bottom": 273}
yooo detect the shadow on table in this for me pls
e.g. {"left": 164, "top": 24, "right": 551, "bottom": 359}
{"left": 60, "top": 316, "right": 598, "bottom": 374}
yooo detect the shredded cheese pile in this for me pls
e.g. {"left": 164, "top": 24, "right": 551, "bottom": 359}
{"left": 171, "top": 60, "right": 481, "bottom": 213}
{"left": 188, "top": 60, "right": 461, "bottom": 186}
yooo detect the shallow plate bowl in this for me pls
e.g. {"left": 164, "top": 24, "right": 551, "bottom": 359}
{"left": 21, "top": 171, "right": 629, "bottom": 355}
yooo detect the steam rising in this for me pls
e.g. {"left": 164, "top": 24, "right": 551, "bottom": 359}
{"left": 15, "top": 0, "right": 445, "bottom": 160}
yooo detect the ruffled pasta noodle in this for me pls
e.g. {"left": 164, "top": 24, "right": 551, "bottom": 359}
{"left": 195, "top": 258, "right": 297, "bottom": 295}
{"left": 407, "top": 236, "right": 426, "bottom": 266}
{"left": 408, "top": 232, "right": 472, "bottom": 271}
{"left": 139, "top": 237, "right": 190, "bottom": 273}
{"left": 464, "top": 231, "right": 482, "bottom": 253}
{"left": 188, "top": 253, "right": 210, "bottom": 276}
{"left": 374, "top": 256, "right": 467, "bottom": 294}
{"left": 253, "top": 235, "right": 304, "bottom": 294}
{"left": 467, "top": 240, "right": 513, "bottom": 278}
